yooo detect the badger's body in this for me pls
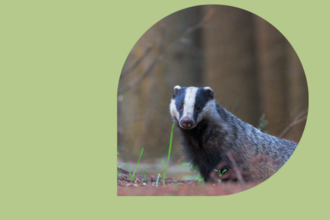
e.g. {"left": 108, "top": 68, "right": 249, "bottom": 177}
{"left": 169, "top": 86, "right": 297, "bottom": 182}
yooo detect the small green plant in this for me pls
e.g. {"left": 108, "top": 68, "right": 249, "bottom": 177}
{"left": 181, "top": 163, "right": 203, "bottom": 182}
{"left": 117, "top": 148, "right": 144, "bottom": 180}
{"left": 196, "top": 176, "right": 204, "bottom": 182}
{"left": 214, "top": 168, "right": 227, "bottom": 177}
{"left": 181, "top": 162, "right": 190, "bottom": 167}
{"left": 257, "top": 114, "right": 268, "bottom": 132}
{"left": 214, "top": 169, "right": 227, "bottom": 184}
{"left": 161, "top": 123, "right": 175, "bottom": 186}
{"left": 117, "top": 151, "right": 120, "bottom": 175}
{"left": 181, "top": 162, "right": 196, "bottom": 172}
{"left": 214, "top": 168, "right": 227, "bottom": 184}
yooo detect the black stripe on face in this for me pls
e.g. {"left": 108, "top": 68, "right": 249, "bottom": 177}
{"left": 174, "top": 87, "right": 187, "bottom": 120}
{"left": 193, "top": 88, "right": 213, "bottom": 122}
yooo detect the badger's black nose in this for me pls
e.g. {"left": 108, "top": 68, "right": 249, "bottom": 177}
{"left": 180, "top": 117, "right": 194, "bottom": 129}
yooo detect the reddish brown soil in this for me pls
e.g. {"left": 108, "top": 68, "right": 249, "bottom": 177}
{"left": 117, "top": 168, "right": 260, "bottom": 196}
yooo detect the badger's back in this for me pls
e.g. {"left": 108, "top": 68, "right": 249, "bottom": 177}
{"left": 170, "top": 86, "right": 297, "bottom": 183}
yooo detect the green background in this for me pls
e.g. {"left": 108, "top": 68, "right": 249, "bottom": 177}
{"left": 0, "top": 0, "right": 329, "bottom": 219}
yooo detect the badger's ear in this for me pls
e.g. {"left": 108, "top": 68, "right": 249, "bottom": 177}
{"left": 173, "top": 85, "right": 181, "bottom": 98}
{"left": 204, "top": 87, "right": 214, "bottom": 99}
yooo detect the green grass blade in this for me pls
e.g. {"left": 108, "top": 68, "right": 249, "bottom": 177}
{"left": 156, "top": 173, "right": 161, "bottom": 187}
{"left": 162, "top": 158, "right": 165, "bottom": 185}
{"left": 160, "top": 123, "right": 174, "bottom": 186}
{"left": 166, "top": 123, "right": 175, "bottom": 168}
{"left": 131, "top": 148, "right": 144, "bottom": 180}
{"left": 117, "top": 163, "right": 131, "bottom": 178}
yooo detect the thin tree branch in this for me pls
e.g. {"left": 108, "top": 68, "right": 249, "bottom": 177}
{"left": 118, "top": 9, "right": 215, "bottom": 96}
{"left": 278, "top": 110, "right": 308, "bottom": 138}
{"left": 120, "top": 46, "right": 152, "bottom": 79}
{"left": 118, "top": 58, "right": 159, "bottom": 95}
{"left": 185, "top": 9, "right": 214, "bottom": 35}
{"left": 293, "top": 109, "right": 308, "bottom": 121}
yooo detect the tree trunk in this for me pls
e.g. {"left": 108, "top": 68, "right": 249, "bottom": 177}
{"left": 254, "top": 16, "right": 291, "bottom": 136}
{"left": 203, "top": 5, "right": 261, "bottom": 126}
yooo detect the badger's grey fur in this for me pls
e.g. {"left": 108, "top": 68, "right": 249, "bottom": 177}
{"left": 169, "top": 86, "right": 297, "bottom": 183}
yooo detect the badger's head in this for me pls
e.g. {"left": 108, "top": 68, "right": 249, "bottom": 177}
{"left": 169, "top": 85, "right": 215, "bottom": 130}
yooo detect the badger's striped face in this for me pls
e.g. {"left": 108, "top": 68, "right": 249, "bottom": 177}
{"left": 170, "top": 85, "right": 215, "bottom": 129}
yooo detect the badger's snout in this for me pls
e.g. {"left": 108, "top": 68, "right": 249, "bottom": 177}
{"left": 180, "top": 117, "right": 194, "bottom": 129}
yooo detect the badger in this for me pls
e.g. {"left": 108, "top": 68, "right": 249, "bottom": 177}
{"left": 169, "top": 85, "right": 297, "bottom": 183}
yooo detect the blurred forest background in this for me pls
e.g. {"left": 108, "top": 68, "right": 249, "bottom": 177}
{"left": 117, "top": 5, "right": 308, "bottom": 167}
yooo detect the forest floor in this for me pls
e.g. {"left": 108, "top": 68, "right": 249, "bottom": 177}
{"left": 117, "top": 168, "right": 260, "bottom": 196}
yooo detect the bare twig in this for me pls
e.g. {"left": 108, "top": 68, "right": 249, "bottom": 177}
{"left": 227, "top": 152, "right": 246, "bottom": 185}
{"left": 293, "top": 109, "right": 308, "bottom": 121}
{"left": 278, "top": 110, "right": 308, "bottom": 138}
{"left": 118, "top": 9, "right": 214, "bottom": 95}
{"left": 185, "top": 9, "right": 214, "bottom": 35}
{"left": 192, "top": 179, "right": 199, "bottom": 187}
{"left": 118, "top": 58, "right": 159, "bottom": 95}
{"left": 162, "top": 9, "right": 215, "bottom": 59}
{"left": 120, "top": 46, "right": 152, "bottom": 79}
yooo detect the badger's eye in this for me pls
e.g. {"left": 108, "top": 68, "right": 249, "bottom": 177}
{"left": 179, "top": 104, "right": 183, "bottom": 110}
{"left": 195, "top": 106, "right": 201, "bottom": 111}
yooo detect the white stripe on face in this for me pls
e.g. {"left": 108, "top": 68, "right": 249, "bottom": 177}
{"left": 182, "top": 87, "right": 198, "bottom": 121}
{"left": 170, "top": 99, "right": 179, "bottom": 120}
